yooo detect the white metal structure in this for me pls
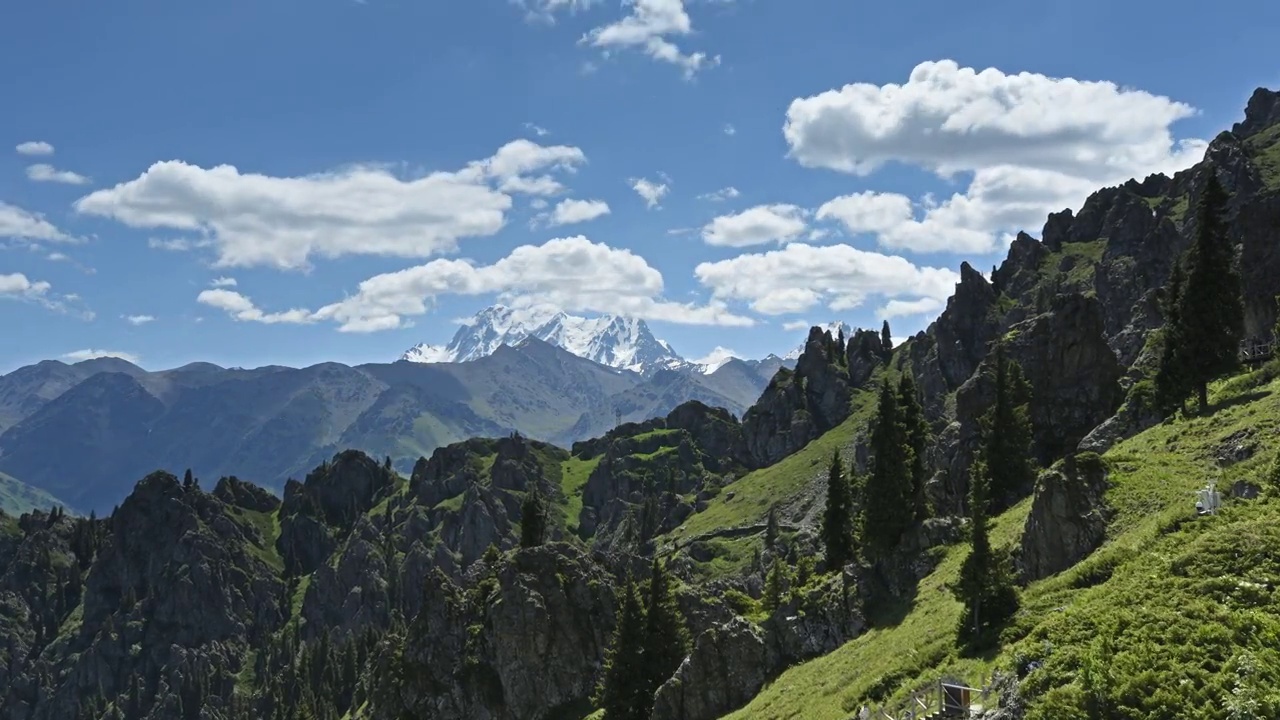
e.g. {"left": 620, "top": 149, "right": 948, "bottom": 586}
{"left": 1195, "top": 482, "right": 1221, "bottom": 516}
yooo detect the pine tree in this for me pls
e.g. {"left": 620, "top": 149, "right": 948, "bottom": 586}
{"left": 881, "top": 320, "right": 893, "bottom": 359}
{"left": 642, "top": 559, "right": 690, "bottom": 707}
{"left": 821, "top": 450, "right": 854, "bottom": 570}
{"left": 1177, "top": 173, "right": 1243, "bottom": 413}
{"left": 519, "top": 483, "right": 547, "bottom": 549}
{"left": 762, "top": 556, "right": 788, "bottom": 615}
{"left": 764, "top": 505, "right": 780, "bottom": 549}
{"left": 897, "top": 373, "right": 931, "bottom": 521}
{"left": 982, "top": 342, "right": 1035, "bottom": 508}
{"left": 183, "top": 468, "right": 194, "bottom": 489}
{"left": 596, "top": 576, "right": 649, "bottom": 720}
{"left": 862, "top": 379, "right": 913, "bottom": 558}
{"left": 1154, "top": 260, "right": 1191, "bottom": 416}
{"left": 953, "top": 460, "right": 1018, "bottom": 647}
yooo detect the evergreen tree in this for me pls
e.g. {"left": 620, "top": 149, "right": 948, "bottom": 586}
{"left": 642, "top": 559, "right": 690, "bottom": 707}
{"left": 1154, "top": 260, "right": 1191, "bottom": 416}
{"left": 183, "top": 468, "right": 194, "bottom": 489}
{"left": 982, "top": 342, "right": 1035, "bottom": 508}
{"left": 953, "top": 460, "right": 1018, "bottom": 647}
{"left": 762, "top": 556, "right": 788, "bottom": 615}
{"left": 897, "top": 373, "right": 931, "bottom": 521}
{"left": 519, "top": 483, "right": 547, "bottom": 549}
{"left": 821, "top": 450, "right": 854, "bottom": 570}
{"left": 862, "top": 379, "right": 914, "bottom": 558}
{"left": 1177, "top": 173, "right": 1244, "bottom": 413}
{"left": 764, "top": 505, "right": 779, "bottom": 549}
{"left": 881, "top": 320, "right": 893, "bottom": 359}
{"left": 596, "top": 576, "right": 649, "bottom": 720}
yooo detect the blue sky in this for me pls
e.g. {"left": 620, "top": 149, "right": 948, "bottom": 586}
{"left": 2, "top": 0, "right": 1278, "bottom": 373}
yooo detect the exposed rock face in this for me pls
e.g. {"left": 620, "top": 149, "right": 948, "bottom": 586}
{"left": 382, "top": 543, "right": 616, "bottom": 720}
{"left": 651, "top": 617, "right": 773, "bottom": 720}
{"left": 653, "top": 572, "right": 864, "bottom": 720}
{"left": 3, "top": 472, "right": 287, "bottom": 720}
{"left": 742, "top": 327, "right": 854, "bottom": 466}
{"left": 1018, "top": 454, "right": 1111, "bottom": 583}
{"left": 932, "top": 263, "right": 1001, "bottom": 391}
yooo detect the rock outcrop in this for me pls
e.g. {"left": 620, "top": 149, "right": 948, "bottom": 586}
{"left": 1018, "top": 454, "right": 1111, "bottom": 582}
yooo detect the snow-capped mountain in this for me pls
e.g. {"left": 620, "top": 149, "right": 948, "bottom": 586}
{"left": 782, "top": 321, "right": 854, "bottom": 361}
{"left": 402, "top": 305, "right": 691, "bottom": 375}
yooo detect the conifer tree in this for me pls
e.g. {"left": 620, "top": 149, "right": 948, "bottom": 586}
{"left": 1154, "top": 260, "right": 1191, "bottom": 416}
{"left": 519, "top": 483, "right": 547, "bottom": 549}
{"left": 982, "top": 342, "right": 1035, "bottom": 508}
{"left": 862, "top": 379, "right": 913, "bottom": 558}
{"left": 1176, "top": 173, "right": 1243, "bottom": 413}
{"left": 897, "top": 373, "right": 931, "bottom": 521}
{"left": 596, "top": 576, "right": 648, "bottom": 720}
{"left": 953, "top": 460, "right": 1018, "bottom": 646}
{"left": 821, "top": 450, "right": 854, "bottom": 570}
{"left": 762, "top": 556, "right": 788, "bottom": 615}
{"left": 764, "top": 505, "right": 779, "bottom": 549}
{"left": 881, "top": 321, "right": 893, "bottom": 359}
{"left": 642, "top": 559, "right": 690, "bottom": 706}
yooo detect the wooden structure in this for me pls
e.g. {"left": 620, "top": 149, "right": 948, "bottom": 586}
{"left": 1240, "top": 339, "right": 1275, "bottom": 366}
{"left": 860, "top": 677, "right": 992, "bottom": 719}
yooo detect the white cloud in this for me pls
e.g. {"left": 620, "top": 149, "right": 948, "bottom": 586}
{"left": 204, "top": 236, "right": 754, "bottom": 333}
{"left": 75, "top": 139, "right": 588, "bottom": 270}
{"left": 581, "top": 0, "right": 721, "bottom": 79}
{"left": 539, "top": 198, "right": 612, "bottom": 227}
{"left": 877, "top": 297, "right": 945, "bottom": 319}
{"left": 197, "top": 289, "right": 317, "bottom": 325}
{"left": 698, "top": 186, "right": 740, "bottom": 202}
{"left": 26, "top": 164, "right": 90, "bottom": 185}
{"left": 124, "top": 314, "right": 156, "bottom": 325}
{"left": 15, "top": 141, "right": 54, "bottom": 156}
{"left": 518, "top": 0, "right": 599, "bottom": 22}
{"left": 701, "top": 204, "right": 808, "bottom": 247}
{"left": 782, "top": 319, "right": 810, "bottom": 331}
{"left": 0, "top": 272, "right": 90, "bottom": 317}
{"left": 524, "top": 122, "right": 551, "bottom": 137}
{"left": 209, "top": 276, "right": 237, "bottom": 287}
{"left": 62, "top": 349, "right": 141, "bottom": 364}
{"left": 630, "top": 176, "right": 669, "bottom": 209}
{"left": 722, "top": 123, "right": 736, "bottom": 136}
{"left": 0, "top": 202, "right": 76, "bottom": 244}
{"left": 694, "top": 242, "right": 959, "bottom": 316}
{"left": 692, "top": 346, "right": 739, "bottom": 371}
{"left": 148, "top": 237, "right": 205, "bottom": 252}
{"left": 787, "top": 60, "right": 1208, "bottom": 254}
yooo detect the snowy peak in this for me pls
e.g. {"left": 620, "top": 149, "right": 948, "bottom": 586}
{"left": 401, "top": 305, "right": 688, "bottom": 375}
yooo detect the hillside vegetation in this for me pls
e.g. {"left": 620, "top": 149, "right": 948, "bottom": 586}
{"left": 726, "top": 366, "right": 1280, "bottom": 719}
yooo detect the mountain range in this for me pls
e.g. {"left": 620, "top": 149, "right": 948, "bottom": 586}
{"left": 403, "top": 304, "right": 807, "bottom": 376}
{"left": 0, "top": 337, "right": 790, "bottom": 513}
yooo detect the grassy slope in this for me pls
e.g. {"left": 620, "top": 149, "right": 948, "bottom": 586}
{"left": 725, "top": 367, "right": 1280, "bottom": 719}
{"left": 0, "top": 470, "right": 70, "bottom": 516}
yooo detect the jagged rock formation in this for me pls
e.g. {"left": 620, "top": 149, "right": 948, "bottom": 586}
{"left": 1018, "top": 454, "right": 1112, "bottom": 582}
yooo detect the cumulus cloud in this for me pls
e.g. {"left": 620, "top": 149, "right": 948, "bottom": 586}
{"left": 201, "top": 236, "right": 753, "bottom": 333}
{"left": 524, "top": 122, "right": 551, "bottom": 137}
{"left": 0, "top": 202, "right": 77, "bottom": 244}
{"left": 197, "top": 289, "right": 317, "bottom": 325}
{"left": 62, "top": 349, "right": 141, "bottom": 364}
{"left": 15, "top": 141, "right": 54, "bottom": 156}
{"left": 0, "top": 272, "right": 90, "bottom": 317}
{"left": 26, "top": 164, "right": 90, "bottom": 185}
{"left": 517, "top": 0, "right": 599, "bottom": 22}
{"left": 701, "top": 204, "right": 808, "bottom": 247}
{"left": 782, "top": 319, "right": 810, "bottom": 331}
{"left": 124, "top": 314, "right": 156, "bottom": 325}
{"left": 697, "top": 186, "right": 740, "bottom": 202}
{"left": 581, "top": 0, "right": 721, "bottom": 78}
{"left": 694, "top": 242, "right": 959, "bottom": 316}
{"left": 787, "top": 60, "right": 1208, "bottom": 254}
{"left": 75, "top": 139, "right": 588, "bottom": 270}
{"left": 630, "top": 176, "right": 669, "bottom": 209}
{"left": 210, "top": 276, "right": 238, "bottom": 287}
{"left": 537, "top": 198, "right": 612, "bottom": 227}
{"left": 877, "top": 296, "right": 945, "bottom": 319}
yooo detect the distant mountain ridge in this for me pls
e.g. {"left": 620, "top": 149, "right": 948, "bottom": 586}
{"left": 403, "top": 305, "right": 691, "bottom": 375}
{"left": 0, "top": 338, "right": 780, "bottom": 512}
{"left": 404, "top": 304, "right": 844, "bottom": 374}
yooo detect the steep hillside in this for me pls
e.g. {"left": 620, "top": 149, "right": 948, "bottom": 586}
{"left": 724, "top": 366, "right": 1280, "bottom": 720}
{"left": 0, "top": 471, "right": 66, "bottom": 516}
